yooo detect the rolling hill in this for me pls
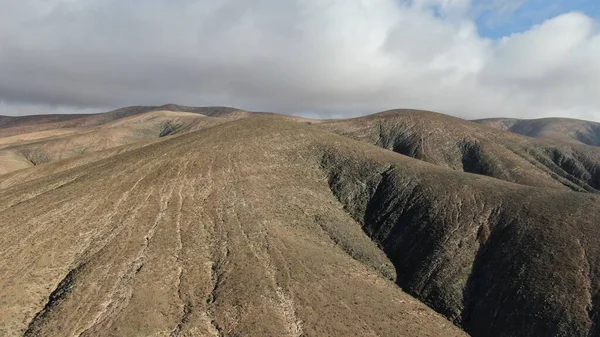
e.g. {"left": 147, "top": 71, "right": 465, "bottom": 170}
{"left": 0, "top": 105, "right": 252, "bottom": 174}
{"left": 1, "top": 107, "right": 600, "bottom": 336}
{"left": 322, "top": 110, "right": 600, "bottom": 193}
{"left": 474, "top": 117, "right": 600, "bottom": 147}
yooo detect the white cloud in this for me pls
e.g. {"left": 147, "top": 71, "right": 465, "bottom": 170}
{"left": 484, "top": 12, "right": 594, "bottom": 81}
{"left": 0, "top": 0, "right": 598, "bottom": 121}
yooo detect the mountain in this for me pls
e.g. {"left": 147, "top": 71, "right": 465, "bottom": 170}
{"left": 0, "top": 104, "right": 246, "bottom": 135}
{"left": 474, "top": 117, "right": 600, "bottom": 147}
{"left": 0, "top": 115, "right": 465, "bottom": 337}
{"left": 321, "top": 110, "right": 600, "bottom": 193}
{"left": 2, "top": 108, "right": 600, "bottom": 336}
{"left": 0, "top": 105, "right": 252, "bottom": 174}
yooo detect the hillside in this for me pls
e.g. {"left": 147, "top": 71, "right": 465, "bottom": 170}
{"left": 2, "top": 110, "right": 600, "bottom": 336}
{"left": 0, "top": 105, "right": 245, "bottom": 136}
{"left": 474, "top": 117, "right": 600, "bottom": 147}
{"left": 321, "top": 110, "right": 600, "bottom": 193}
{"left": 0, "top": 105, "right": 252, "bottom": 174}
{"left": 0, "top": 116, "right": 465, "bottom": 337}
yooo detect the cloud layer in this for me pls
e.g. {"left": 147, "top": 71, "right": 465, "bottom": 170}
{"left": 0, "top": 0, "right": 598, "bottom": 120}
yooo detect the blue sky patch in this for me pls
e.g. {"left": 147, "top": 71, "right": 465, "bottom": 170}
{"left": 474, "top": 0, "right": 599, "bottom": 38}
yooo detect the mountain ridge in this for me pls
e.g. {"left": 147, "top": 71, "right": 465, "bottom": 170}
{"left": 2, "top": 107, "right": 600, "bottom": 336}
{"left": 475, "top": 116, "right": 600, "bottom": 147}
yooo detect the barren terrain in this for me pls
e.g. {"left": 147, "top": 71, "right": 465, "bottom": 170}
{"left": 475, "top": 117, "right": 600, "bottom": 147}
{"left": 1, "top": 107, "right": 600, "bottom": 336}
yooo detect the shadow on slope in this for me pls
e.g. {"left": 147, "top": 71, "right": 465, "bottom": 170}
{"left": 322, "top": 110, "right": 600, "bottom": 193}
{"left": 319, "top": 141, "right": 600, "bottom": 337}
{"left": 475, "top": 117, "right": 600, "bottom": 147}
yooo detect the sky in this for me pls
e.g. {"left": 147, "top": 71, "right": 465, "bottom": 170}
{"left": 0, "top": 0, "right": 599, "bottom": 120}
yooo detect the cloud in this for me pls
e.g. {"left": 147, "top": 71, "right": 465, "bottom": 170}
{"left": 0, "top": 0, "right": 598, "bottom": 121}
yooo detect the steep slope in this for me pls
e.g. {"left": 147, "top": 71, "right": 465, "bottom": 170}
{"left": 320, "top": 143, "right": 600, "bottom": 337}
{"left": 0, "top": 116, "right": 465, "bottom": 337}
{"left": 321, "top": 109, "right": 600, "bottom": 193}
{"left": 475, "top": 117, "right": 600, "bottom": 147}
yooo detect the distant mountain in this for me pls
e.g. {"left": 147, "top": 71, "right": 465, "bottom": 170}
{"left": 0, "top": 104, "right": 248, "bottom": 137}
{"left": 474, "top": 117, "right": 600, "bottom": 147}
{"left": 0, "top": 105, "right": 252, "bottom": 174}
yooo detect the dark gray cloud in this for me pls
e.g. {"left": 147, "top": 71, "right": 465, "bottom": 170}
{"left": 0, "top": 0, "right": 599, "bottom": 120}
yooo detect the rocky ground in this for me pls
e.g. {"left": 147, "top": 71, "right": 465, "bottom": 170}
{"left": 1, "top": 108, "right": 600, "bottom": 336}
